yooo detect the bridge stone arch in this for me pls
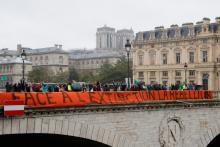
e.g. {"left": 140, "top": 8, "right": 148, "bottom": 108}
{"left": 0, "top": 117, "right": 131, "bottom": 147}
{"left": 198, "top": 120, "right": 220, "bottom": 147}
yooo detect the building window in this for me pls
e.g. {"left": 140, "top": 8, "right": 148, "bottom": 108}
{"left": 35, "top": 57, "right": 38, "bottom": 61}
{"left": 59, "top": 56, "right": 63, "bottom": 64}
{"left": 189, "top": 52, "right": 194, "bottom": 63}
{"left": 138, "top": 55, "right": 144, "bottom": 65}
{"left": 10, "top": 65, "right": 13, "bottom": 72}
{"left": 149, "top": 51, "right": 156, "bottom": 65}
{"left": 162, "top": 53, "right": 167, "bottom": 64}
{"left": 30, "top": 57, "right": 32, "bottom": 62}
{"left": 59, "top": 67, "right": 63, "bottom": 72}
{"left": 3, "top": 65, "right": 5, "bottom": 73}
{"left": 162, "top": 71, "right": 168, "bottom": 77}
{"left": 176, "top": 53, "right": 181, "bottom": 64}
{"left": 7, "top": 65, "right": 10, "bottom": 72}
{"left": 138, "top": 72, "right": 144, "bottom": 81}
{"left": 45, "top": 56, "right": 48, "bottom": 64}
{"left": 203, "top": 39, "right": 208, "bottom": 44}
{"left": 175, "top": 70, "right": 181, "bottom": 76}
{"left": 40, "top": 56, "right": 43, "bottom": 64}
{"left": 150, "top": 71, "right": 155, "bottom": 77}
{"left": 189, "top": 70, "right": 195, "bottom": 76}
{"left": 202, "top": 51, "right": 208, "bottom": 62}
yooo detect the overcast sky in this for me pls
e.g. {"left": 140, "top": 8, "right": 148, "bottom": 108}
{"left": 0, "top": 0, "right": 219, "bottom": 50}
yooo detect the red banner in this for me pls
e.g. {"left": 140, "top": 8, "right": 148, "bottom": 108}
{"left": 0, "top": 91, "right": 213, "bottom": 108}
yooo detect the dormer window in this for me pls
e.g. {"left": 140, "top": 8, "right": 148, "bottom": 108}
{"left": 181, "top": 27, "right": 189, "bottom": 37}
{"left": 167, "top": 29, "right": 175, "bottom": 38}
{"left": 155, "top": 31, "right": 162, "bottom": 39}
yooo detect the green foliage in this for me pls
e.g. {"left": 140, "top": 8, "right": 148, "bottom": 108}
{"left": 52, "top": 71, "right": 69, "bottom": 83}
{"left": 28, "top": 67, "right": 54, "bottom": 82}
{"left": 68, "top": 66, "right": 80, "bottom": 81}
{"left": 97, "top": 57, "right": 132, "bottom": 83}
{"left": 79, "top": 72, "right": 97, "bottom": 83}
{"left": 28, "top": 57, "right": 132, "bottom": 83}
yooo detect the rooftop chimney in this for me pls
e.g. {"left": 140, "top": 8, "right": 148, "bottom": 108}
{"left": 196, "top": 21, "right": 203, "bottom": 25}
{"left": 58, "top": 45, "right": 62, "bottom": 49}
{"left": 216, "top": 17, "right": 220, "bottom": 24}
{"left": 170, "top": 24, "right": 178, "bottom": 28}
{"left": 182, "top": 22, "right": 193, "bottom": 27}
{"left": 155, "top": 26, "right": 164, "bottom": 30}
{"left": 203, "top": 17, "right": 210, "bottom": 24}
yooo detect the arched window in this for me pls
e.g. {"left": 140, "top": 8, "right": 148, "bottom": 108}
{"left": 161, "top": 50, "right": 168, "bottom": 65}
{"left": 162, "top": 53, "right": 167, "bottom": 64}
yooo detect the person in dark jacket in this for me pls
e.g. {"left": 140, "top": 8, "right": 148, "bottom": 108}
{"left": 5, "top": 82, "right": 12, "bottom": 92}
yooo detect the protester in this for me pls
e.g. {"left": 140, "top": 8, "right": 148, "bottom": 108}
{"left": 4, "top": 79, "right": 204, "bottom": 92}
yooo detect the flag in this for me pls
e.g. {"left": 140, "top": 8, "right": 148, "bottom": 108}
{"left": 4, "top": 100, "right": 25, "bottom": 117}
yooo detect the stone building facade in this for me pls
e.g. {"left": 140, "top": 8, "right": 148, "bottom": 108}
{"left": 96, "top": 25, "right": 134, "bottom": 49}
{"left": 0, "top": 44, "right": 69, "bottom": 88}
{"left": 133, "top": 17, "right": 220, "bottom": 90}
{"left": 0, "top": 55, "right": 32, "bottom": 88}
{"left": 69, "top": 49, "right": 122, "bottom": 74}
{"left": 70, "top": 26, "right": 134, "bottom": 74}
{"left": 19, "top": 44, "right": 69, "bottom": 74}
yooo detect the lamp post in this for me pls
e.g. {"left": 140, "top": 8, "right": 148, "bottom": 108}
{"left": 125, "top": 39, "right": 131, "bottom": 90}
{"left": 184, "top": 62, "right": 188, "bottom": 84}
{"left": 21, "top": 50, "right": 26, "bottom": 89}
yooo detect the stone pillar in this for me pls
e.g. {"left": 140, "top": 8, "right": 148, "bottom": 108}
{"left": 156, "top": 50, "right": 160, "bottom": 65}
{"left": 216, "top": 71, "right": 220, "bottom": 91}
{"left": 197, "top": 47, "right": 201, "bottom": 63}
{"left": 145, "top": 51, "right": 148, "bottom": 65}
{"left": 183, "top": 47, "right": 187, "bottom": 63}
{"left": 209, "top": 46, "right": 212, "bottom": 62}
{"left": 209, "top": 71, "right": 214, "bottom": 90}
{"left": 157, "top": 71, "right": 161, "bottom": 84}
{"left": 168, "top": 70, "right": 173, "bottom": 85}
{"left": 197, "top": 71, "right": 202, "bottom": 85}
{"left": 144, "top": 71, "right": 148, "bottom": 85}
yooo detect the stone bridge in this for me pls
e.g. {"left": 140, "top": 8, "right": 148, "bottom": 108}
{"left": 0, "top": 100, "right": 220, "bottom": 147}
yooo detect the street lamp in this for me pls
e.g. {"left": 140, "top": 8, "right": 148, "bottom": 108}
{"left": 184, "top": 62, "right": 188, "bottom": 84}
{"left": 125, "top": 39, "right": 131, "bottom": 90}
{"left": 21, "top": 50, "right": 26, "bottom": 89}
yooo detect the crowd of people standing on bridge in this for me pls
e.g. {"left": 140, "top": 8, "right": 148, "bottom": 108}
{"left": 4, "top": 80, "right": 201, "bottom": 92}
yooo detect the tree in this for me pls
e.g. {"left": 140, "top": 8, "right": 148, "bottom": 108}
{"left": 97, "top": 57, "right": 132, "bottom": 83}
{"left": 28, "top": 67, "right": 54, "bottom": 82}
{"left": 52, "top": 71, "right": 69, "bottom": 83}
{"left": 68, "top": 66, "right": 80, "bottom": 81}
{"left": 79, "top": 72, "right": 97, "bottom": 83}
